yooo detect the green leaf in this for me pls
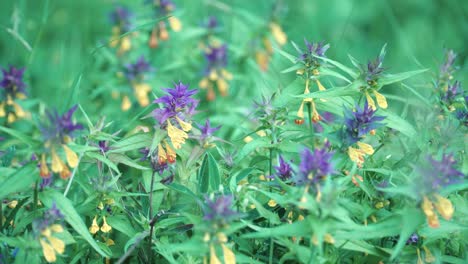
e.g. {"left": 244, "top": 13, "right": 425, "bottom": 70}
{"left": 39, "top": 190, "right": 111, "bottom": 258}
{"left": 380, "top": 109, "right": 417, "bottom": 138}
{"left": 235, "top": 137, "right": 271, "bottom": 162}
{"left": 166, "top": 183, "right": 198, "bottom": 200}
{"left": 242, "top": 220, "right": 310, "bottom": 238}
{"left": 313, "top": 55, "right": 358, "bottom": 78}
{"left": 379, "top": 69, "right": 428, "bottom": 86}
{"left": 108, "top": 133, "right": 152, "bottom": 154}
{"left": 0, "top": 163, "right": 37, "bottom": 200}
{"left": 275, "top": 47, "right": 298, "bottom": 64}
{"left": 85, "top": 151, "right": 119, "bottom": 173}
{"left": 198, "top": 152, "right": 220, "bottom": 193}
{"left": 106, "top": 215, "right": 137, "bottom": 238}
{"left": 0, "top": 126, "right": 38, "bottom": 146}
{"left": 108, "top": 153, "right": 149, "bottom": 170}
{"left": 390, "top": 209, "right": 424, "bottom": 260}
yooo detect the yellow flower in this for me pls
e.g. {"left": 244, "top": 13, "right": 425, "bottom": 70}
{"left": 348, "top": 142, "right": 374, "bottom": 167}
{"left": 175, "top": 116, "right": 192, "bottom": 132}
{"left": 40, "top": 154, "right": 50, "bottom": 178}
{"left": 221, "top": 243, "right": 236, "bottom": 264}
{"left": 422, "top": 196, "right": 439, "bottom": 228}
{"left": 89, "top": 216, "right": 100, "bottom": 234}
{"left": 365, "top": 89, "right": 388, "bottom": 110}
{"left": 100, "top": 216, "right": 112, "bottom": 233}
{"left": 168, "top": 17, "right": 182, "bottom": 32}
{"left": 121, "top": 95, "right": 132, "bottom": 111}
{"left": 433, "top": 194, "right": 454, "bottom": 220}
{"left": 157, "top": 143, "right": 167, "bottom": 164}
{"left": 164, "top": 141, "right": 176, "bottom": 164}
{"left": 40, "top": 226, "right": 65, "bottom": 263}
{"left": 270, "top": 22, "right": 287, "bottom": 46}
{"left": 167, "top": 120, "right": 188, "bottom": 149}
{"left": 62, "top": 144, "right": 78, "bottom": 168}
{"left": 50, "top": 149, "right": 64, "bottom": 173}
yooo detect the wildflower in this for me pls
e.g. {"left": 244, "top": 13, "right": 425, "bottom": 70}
{"left": 342, "top": 102, "right": 385, "bottom": 146}
{"left": 33, "top": 204, "right": 65, "bottom": 263}
{"left": 38, "top": 105, "right": 83, "bottom": 179}
{"left": 418, "top": 154, "right": 465, "bottom": 228}
{"left": 406, "top": 233, "right": 419, "bottom": 245}
{"left": 89, "top": 216, "right": 99, "bottom": 234}
{"left": 359, "top": 47, "right": 388, "bottom": 110}
{"left": 254, "top": 19, "right": 287, "bottom": 72}
{"left": 0, "top": 66, "right": 28, "bottom": 123}
{"left": 152, "top": 82, "right": 198, "bottom": 163}
{"left": 122, "top": 56, "right": 153, "bottom": 109}
{"left": 298, "top": 39, "right": 330, "bottom": 68}
{"left": 100, "top": 216, "right": 112, "bottom": 233}
{"left": 296, "top": 146, "right": 334, "bottom": 186}
{"left": 203, "top": 194, "right": 238, "bottom": 224}
{"left": 274, "top": 156, "right": 293, "bottom": 181}
{"left": 148, "top": 0, "right": 182, "bottom": 48}
{"left": 199, "top": 43, "right": 233, "bottom": 100}
{"left": 441, "top": 81, "right": 463, "bottom": 107}
{"left": 196, "top": 119, "right": 221, "bottom": 148}
{"left": 438, "top": 49, "right": 457, "bottom": 87}
{"left": 109, "top": 6, "right": 134, "bottom": 54}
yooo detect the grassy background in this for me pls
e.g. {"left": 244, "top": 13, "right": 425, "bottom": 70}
{"left": 0, "top": 0, "right": 466, "bottom": 109}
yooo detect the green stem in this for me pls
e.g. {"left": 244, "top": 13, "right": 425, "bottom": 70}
{"left": 33, "top": 180, "right": 39, "bottom": 211}
{"left": 268, "top": 148, "right": 274, "bottom": 264}
{"left": 306, "top": 102, "right": 314, "bottom": 134}
{"left": 148, "top": 170, "right": 156, "bottom": 264}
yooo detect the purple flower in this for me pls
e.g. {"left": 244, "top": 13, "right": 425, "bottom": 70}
{"left": 152, "top": 82, "right": 198, "bottom": 126}
{"left": 1, "top": 66, "right": 26, "bottom": 95}
{"left": 40, "top": 105, "right": 84, "bottom": 143}
{"left": 98, "top": 141, "right": 110, "bottom": 153}
{"left": 342, "top": 102, "right": 385, "bottom": 146}
{"left": 148, "top": 0, "right": 175, "bottom": 15}
{"left": 439, "top": 49, "right": 457, "bottom": 77}
{"left": 109, "top": 5, "right": 133, "bottom": 33}
{"left": 423, "top": 154, "right": 465, "bottom": 192}
{"left": 455, "top": 109, "right": 468, "bottom": 126}
{"left": 124, "top": 56, "right": 153, "bottom": 81}
{"left": 203, "top": 195, "right": 238, "bottom": 222}
{"left": 365, "top": 51, "right": 386, "bottom": 83}
{"left": 32, "top": 203, "right": 64, "bottom": 233}
{"left": 274, "top": 156, "right": 293, "bottom": 180}
{"left": 296, "top": 146, "right": 334, "bottom": 186}
{"left": 406, "top": 233, "right": 419, "bottom": 245}
{"left": 205, "top": 44, "right": 228, "bottom": 70}
{"left": 205, "top": 16, "right": 218, "bottom": 30}
{"left": 313, "top": 111, "right": 335, "bottom": 133}
{"left": 299, "top": 39, "right": 330, "bottom": 66}
{"left": 442, "top": 81, "right": 463, "bottom": 104}
{"left": 197, "top": 119, "right": 221, "bottom": 142}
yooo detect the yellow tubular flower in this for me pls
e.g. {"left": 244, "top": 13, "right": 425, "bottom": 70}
{"left": 221, "top": 243, "right": 236, "bottom": 264}
{"left": 133, "top": 83, "right": 151, "bottom": 107}
{"left": 100, "top": 216, "right": 112, "bottom": 233}
{"left": 40, "top": 154, "right": 51, "bottom": 178}
{"left": 356, "top": 142, "right": 374, "bottom": 155}
{"left": 217, "top": 78, "right": 228, "bottom": 96}
{"left": 210, "top": 244, "right": 222, "bottom": 264}
{"left": 40, "top": 239, "right": 57, "bottom": 263}
{"left": 164, "top": 141, "right": 176, "bottom": 164}
{"left": 175, "top": 116, "right": 192, "bottom": 132}
{"left": 89, "top": 216, "right": 99, "bottom": 234}
{"left": 422, "top": 196, "right": 439, "bottom": 228}
{"left": 168, "top": 17, "right": 182, "bottom": 32}
{"left": 365, "top": 91, "right": 376, "bottom": 110}
{"left": 199, "top": 78, "right": 209, "bottom": 89}
{"left": 255, "top": 51, "right": 269, "bottom": 72}
{"left": 157, "top": 143, "right": 167, "bottom": 164}
{"left": 0, "top": 103, "right": 5, "bottom": 117}
{"left": 167, "top": 120, "right": 188, "bottom": 149}
{"left": 62, "top": 144, "right": 78, "bottom": 168}
{"left": 433, "top": 194, "right": 454, "bottom": 220}
{"left": 373, "top": 90, "right": 388, "bottom": 109}
{"left": 270, "top": 22, "right": 287, "bottom": 46}
{"left": 50, "top": 149, "right": 64, "bottom": 173}
{"left": 119, "top": 36, "right": 131, "bottom": 54}
{"left": 121, "top": 95, "right": 132, "bottom": 111}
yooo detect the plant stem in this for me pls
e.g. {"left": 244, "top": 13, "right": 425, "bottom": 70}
{"left": 268, "top": 147, "right": 274, "bottom": 264}
{"left": 306, "top": 102, "right": 313, "bottom": 133}
{"left": 148, "top": 170, "right": 156, "bottom": 264}
{"left": 33, "top": 180, "right": 39, "bottom": 211}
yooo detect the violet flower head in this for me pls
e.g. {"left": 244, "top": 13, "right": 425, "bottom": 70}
{"left": 32, "top": 203, "right": 64, "bottom": 233}
{"left": 197, "top": 119, "right": 221, "bottom": 142}
{"left": 274, "top": 156, "right": 294, "bottom": 181}
{"left": 455, "top": 109, "right": 468, "bottom": 126}
{"left": 205, "top": 16, "right": 218, "bottom": 30}
{"left": 1, "top": 66, "right": 26, "bottom": 94}
{"left": 299, "top": 39, "right": 330, "bottom": 66}
{"left": 124, "top": 56, "right": 153, "bottom": 81}
{"left": 40, "top": 105, "right": 84, "bottom": 143}
{"left": 423, "top": 154, "right": 465, "bottom": 192}
{"left": 439, "top": 49, "right": 457, "bottom": 77}
{"left": 153, "top": 82, "right": 198, "bottom": 126}
{"left": 365, "top": 51, "right": 386, "bottom": 83}
{"left": 406, "top": 233, "right": 419, "bottom": 245}
{"left": 151, "top": 0, "right": 175, "bottom": 15}
{"left": 342, "top": 102, "right": 385, "bottom": 146}
{"left": 203, "top": 194, "right": 238, "bottom": 223}
{"left": 296, "top": 146, "right": 334, "bottom": 186}
{"left": 442, "top": 81, "right": 462, "bottom": 104}
{"left": 109, "top": 5, "right": 133, "bottom": 33}
{"left": 205, "top": 44, "right": 228, "bottom": 70}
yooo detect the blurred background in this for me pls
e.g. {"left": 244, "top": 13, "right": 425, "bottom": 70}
{"left": 0, "top": 0, "right": 466, "bottom": 112}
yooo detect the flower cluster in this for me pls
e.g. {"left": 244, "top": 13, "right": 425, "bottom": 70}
{"left": 254, "top": 20, "right": 287, "bottom": 72}
{"left": 0, "top": 66, "right": 28, "bottom": 123}
{"left": 196, "top": 119, "right": 221, "bottom": 148}
{"left": 296, "top": 145, "right": 334, "bottom": 187}
{"left": 121, "top": 56, "right": 154, "bottom": 110}
{"left": 359, "top": 47, "right": 388, "bottom": 110}
{"left": 148, "top": 0, "right": 182, "bottom": 48}
{"left": 418, "top": 154, "right": 465, "bottom": 228}
{"left": 38, "top": 105, "right": 83, "bottom": 179}
{"left": 89, "top": 198, "right": 115, "bottom": 242}
{"left": 295, "top": 40, "right": 330, "bottom": 125}
{"left": 343, "top": 102, "right": 385, "bottom": 166}
{"left": 152, "top": 82, "right": 198, "bottom": 164}
{"left": 437, "top": 49, "right": 457, "bottom": 88}
{"left": 32, "top": 204, "right": 65, "bottom": 263}
{"left": 203, "top": 194, "right": 238, "bottom": 224}
{"left": 109, "top": 5, "right": 134, "bottom": 54}
{"left": 274, "top": 156, "right": 293, "bottom": 181}
{"left": 199, "top": 43, "right": 233, "bottom": 100}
